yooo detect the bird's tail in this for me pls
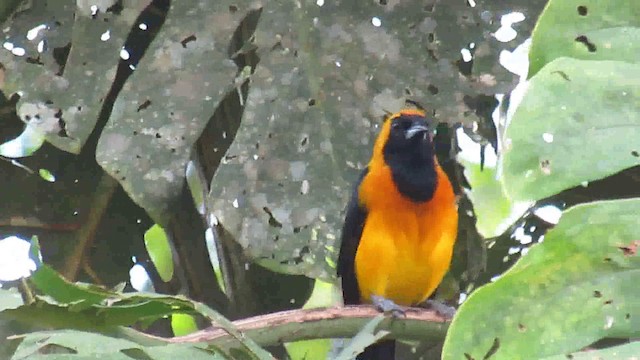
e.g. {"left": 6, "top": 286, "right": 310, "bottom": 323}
{"left": 357, "top": 340, "right": 395, "bottom": 360}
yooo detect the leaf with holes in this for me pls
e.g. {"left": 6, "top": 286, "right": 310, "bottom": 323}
{"left": 0, "top": 1, "right": 150, "bottom": 153}
{"left": 96, "top": 1, "right": 258, "bottom": 223}
{"left": 442, "top": 199, "right": 640, "bottom": 360}
{"left": 207, "top": 0, "right": 521, "bottom": 278}
{"left": 528, "top": 0, "right": 640, "bottom": 77}
{"left": 501, "top": 58, "right": 640, "bottom": 203}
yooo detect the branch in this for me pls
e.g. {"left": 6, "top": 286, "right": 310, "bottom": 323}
{"left": 62, "top": 174, "right": 118, "bottom": 281}
{"left": 125, "top": 305, "right": 450, "bottom": 352}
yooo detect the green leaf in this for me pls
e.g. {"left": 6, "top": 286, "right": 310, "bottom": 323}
{"left": 0, "top": 288, "right": 23, "bottom": 311}
{"left": 285, "top": 339, "right": 332, "bottom": 360}
{"left": 2, "top": 301, "right": 113, "bottom": 331}
{"left": 335, "top": 315, "right": 389, "bottom": 360}
{"left": 11, "top": 330, "right": 141, "bottom": 359}
{"left": 143, "top": 225, "right": 174, "bottom": 282}
{"left": 171, "top": 313, "right": 198, "bottom": 336}
{"left": 25, "top": 265, "right": 205, "bottom": 328}
{"left": 442, "top": 199, "right": 640, "bottom": 360}
{"left": 501, "top": 58, "right": 640, "bottom": 202}
{"left": 5, "top": 265, "right": 270, "bottom": 357}
{"left": 136, "top": 343, "right": 227, "bottom": 360}
{"left": 38, "top": 168, "right": 56, "bottom": 182}
{"left": 97, "top": 294, "right": 197, "bottom": 327}
{"left": 30, "top": 265, "right": 110, "bottom": 310}
{"left": 528, "top": 0, "right": 640, "bottom": 77}
{"left": 10, "top": 330, "right": 225, "bottom": 360}
{"left": 192, "top": 302, "right": 274, "bottom": 360}
{"left": 541, "top": 341, "right": 640, "bottom": 360}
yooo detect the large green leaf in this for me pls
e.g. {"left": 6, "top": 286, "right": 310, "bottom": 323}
{"left": 528, "top": 0, "right": 640, "bottom": 77}
{"left": 96, "top": 0, "right": 254, "bottom": 223}
{"left": 207, "top": 0, "right": 523, "bottom": 278}
{"left": 501, "top": 58, "right": 640, "bottom": 202}
{"left": 542, "top": 341, "right": 640, "bottom": 360}
{"left": 442, "top": 199, "right": 640, "bottom": 360}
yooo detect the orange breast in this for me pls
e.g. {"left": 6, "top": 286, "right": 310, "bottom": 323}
{"left": 354, "top": 163, "right": 458, "bottom": 305}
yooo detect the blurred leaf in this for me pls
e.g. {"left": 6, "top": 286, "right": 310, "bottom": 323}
{"left": 30, "top": 265, "right": 111, "bottom": 310}
{"left": 2, "top": 301, "right": 114, "bottom": 331}
{"left": 143, "top": 225, "right": 174, "bottom": 282}
{"left": 285, "top": 280, "right": 337, "bottom": 360}
{"left": 171, "top": 313, "right": 198, "bottom": 337}
{"left": 38, "top": 168, "right": 55, "bottom": 182}
{"left": 0, "top": 1, "right": 150, "bottom": 153}
{"left": 97, "top": 294, "right": 197, "bottom": 327}
{"left": 458, "top": 154, "right": 514, "bottom": 238}
{"left": 209, "top": 0, "right": 519, "bottom": 278}
{"left": 24, "top": 265, "right": 204, "bottom": 327}
{"left": 442, "top": 199, "right": 640, "bottom": 360}
{"left": 541, "top": 341, "right": 640, "bottom": 360}
{"left": 6, "top": 264, "right": 272, "bottom": 358}
{"left": 2, "top": 292, "right": 196, "bottom": 331}
{"left": 96, "top": 0, "right": 254, "bottom": 223}
{"left": 285, "top": 339, "right": 330, "bottom": 360}
{"left": 11, "top": 330, "right": 140, "bottom": 359}
{"left": 0, "top": 0, "right": 23, "bottom": 24}
{"left": 0, "top": 288, "right": 23, "bottom": 311}
{"left": 191, "top": 301, "right": 274, "bottom": 360}
{"left": 529, "top": 0, "right": 640, "bottom": 77}
{"left": 334, "top": 315, "right": 388, "bottom": 360}
{"left": 501, "top": 58, "right": 640, "bottom": 202}
{"left": 136, "top": 343, "right": 227, "bottom": 360}
{"left": 10, "top": 330, "right": 225, "bottom": 360}
{"left": 0, "top": 124, "right": 45, "bottom": 158}
{"left": 28, "top": 235, "right": 42, "bottom": 268}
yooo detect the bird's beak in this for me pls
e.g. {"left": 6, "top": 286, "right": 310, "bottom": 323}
{"left": 405, "top": 124, "right": 429, "bottom": 139}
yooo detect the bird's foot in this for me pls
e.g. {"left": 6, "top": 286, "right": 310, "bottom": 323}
{"left": 371, "top": 295, "right": 406, "bottom": 318}
{"left": 421, "top": 299, "right": 456, "bottom": 319}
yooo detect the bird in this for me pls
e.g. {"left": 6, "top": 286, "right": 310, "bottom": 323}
{"left": 337, "top": 108, "right": 458, "bottom": 359}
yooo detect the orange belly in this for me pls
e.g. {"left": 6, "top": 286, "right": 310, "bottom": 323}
{"left": 355, "top": 165, "right": 458, "bottom": 306}
{"left": 354, "top": 206, "right": 457, "bottom": 305}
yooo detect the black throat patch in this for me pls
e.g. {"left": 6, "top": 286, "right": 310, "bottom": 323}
{"left": 382, "top": 119, "right": 438, "bottom": 203}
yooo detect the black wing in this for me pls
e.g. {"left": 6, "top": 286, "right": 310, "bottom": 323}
{"left": 337, "top": 167, "right": 369, "bottom": 305}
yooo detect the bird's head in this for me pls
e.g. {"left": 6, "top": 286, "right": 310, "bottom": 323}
{"left": 380, "top": 109, "right": 434, "bottom": 163}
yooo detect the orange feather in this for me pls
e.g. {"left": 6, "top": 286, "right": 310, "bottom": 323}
{"left": 354, "top": 109, "right": 458, "bottom": 305}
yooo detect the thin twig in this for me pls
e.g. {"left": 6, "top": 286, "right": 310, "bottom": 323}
{"left": 61, "top": 174, "right": 119, "bottom": 281}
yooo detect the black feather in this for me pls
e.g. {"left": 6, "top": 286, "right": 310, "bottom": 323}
{"left": 383, "top": 114, "right": 437, "bottom": 202}
{"left": 339, "top": 168, "right": 395, "bottom": 360}
{"left": 358, "top": 340, "right": 395, "bottom": 360}
{"left": 337, "top": 167, "right": 368, "bottom": 305}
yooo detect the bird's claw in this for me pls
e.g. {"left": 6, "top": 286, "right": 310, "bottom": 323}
{"left": 371, "top": 295, "right": 406, "bottom": 318}
{"left": 422, "top": 299, "right": 456, "bottom": 319}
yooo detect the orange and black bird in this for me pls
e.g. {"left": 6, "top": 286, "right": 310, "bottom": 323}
{"left": 337, "top": 108, "right": 458, "bottom": 360}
